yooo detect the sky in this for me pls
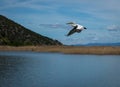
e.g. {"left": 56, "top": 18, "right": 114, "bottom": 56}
{"left": 0, "top": 0, "right": 120, "bottom": 45}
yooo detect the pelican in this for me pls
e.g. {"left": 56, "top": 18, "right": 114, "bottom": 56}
{"left": 66, "top": 22, "right": 87, "bottom": 36}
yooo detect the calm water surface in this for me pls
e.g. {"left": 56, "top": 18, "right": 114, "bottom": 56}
{"left": 0, "top": 51, "right": 120, "bottom": 87}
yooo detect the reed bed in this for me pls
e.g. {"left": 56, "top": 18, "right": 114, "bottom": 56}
{"left": 0, "top": 46, "right": 120, "bottom": 55}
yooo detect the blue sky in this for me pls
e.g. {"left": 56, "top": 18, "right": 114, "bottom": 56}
{"left": 0, "top": 0, "right": 120, "bottom": 45}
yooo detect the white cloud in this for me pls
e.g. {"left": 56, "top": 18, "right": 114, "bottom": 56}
{"left": 0, "top": 0, "right": 58, "bottom": 11}
{"left": 39, "top": 23, "right": 68, "bottom": 29}
{"left": 107, "top": 24, "right": 120, "bottom": 31}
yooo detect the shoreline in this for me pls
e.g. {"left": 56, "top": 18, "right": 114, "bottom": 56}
{"left": 0, "top": 46, "right": 120, "bottom": 55}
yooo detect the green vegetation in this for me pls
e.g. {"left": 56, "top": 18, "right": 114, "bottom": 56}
{"left": 0, "top": 15, "right": 62, "bottom": 46}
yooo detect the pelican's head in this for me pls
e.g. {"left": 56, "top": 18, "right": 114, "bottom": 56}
{"left": 84, "top": 27, "right": 87, "bottom": 29}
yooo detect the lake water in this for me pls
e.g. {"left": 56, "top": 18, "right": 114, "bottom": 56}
{"left": 0, "top": 51, "right": 120, "bottom": 87}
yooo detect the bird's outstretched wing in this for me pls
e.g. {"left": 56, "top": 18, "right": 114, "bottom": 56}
{"left": 66, "top": 22, "right": 76, "bottom": 27}
{"left": 67, "top": 26, "right": 77, "bottom": 36}
{"left": 67, "top": 22, "right": 75, "bottom": 24}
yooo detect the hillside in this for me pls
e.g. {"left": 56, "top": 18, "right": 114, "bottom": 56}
{"left": 0, "top": 15, "right": 62, "bottom": 46}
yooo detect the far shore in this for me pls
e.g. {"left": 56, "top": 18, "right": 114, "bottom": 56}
{"left": 0, "top": 46, "right": 120, "bottom": 55}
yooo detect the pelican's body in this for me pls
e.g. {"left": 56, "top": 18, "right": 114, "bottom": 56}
{"left": 66, "top": 22, "right": 87, "bottom": 36}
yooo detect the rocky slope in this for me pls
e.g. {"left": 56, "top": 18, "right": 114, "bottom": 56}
{"left": 0, "top": 15, "right": 62, "bottom": 46}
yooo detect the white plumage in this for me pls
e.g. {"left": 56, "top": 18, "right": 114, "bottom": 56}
{"left": 66, "top": 22, "right": 87, "bottom": 36}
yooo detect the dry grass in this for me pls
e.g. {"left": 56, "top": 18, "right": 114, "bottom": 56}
{"left": 0, "top": 46, "right": 120, "bottom": 55}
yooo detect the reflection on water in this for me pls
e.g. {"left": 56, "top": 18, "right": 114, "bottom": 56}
{"left": 0, "top": 51, "right": 120, "bottom": 87}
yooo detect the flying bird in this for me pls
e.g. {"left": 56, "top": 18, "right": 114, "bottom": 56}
{"left": 66, "top": 22, "right": 87, "bottom": 36}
